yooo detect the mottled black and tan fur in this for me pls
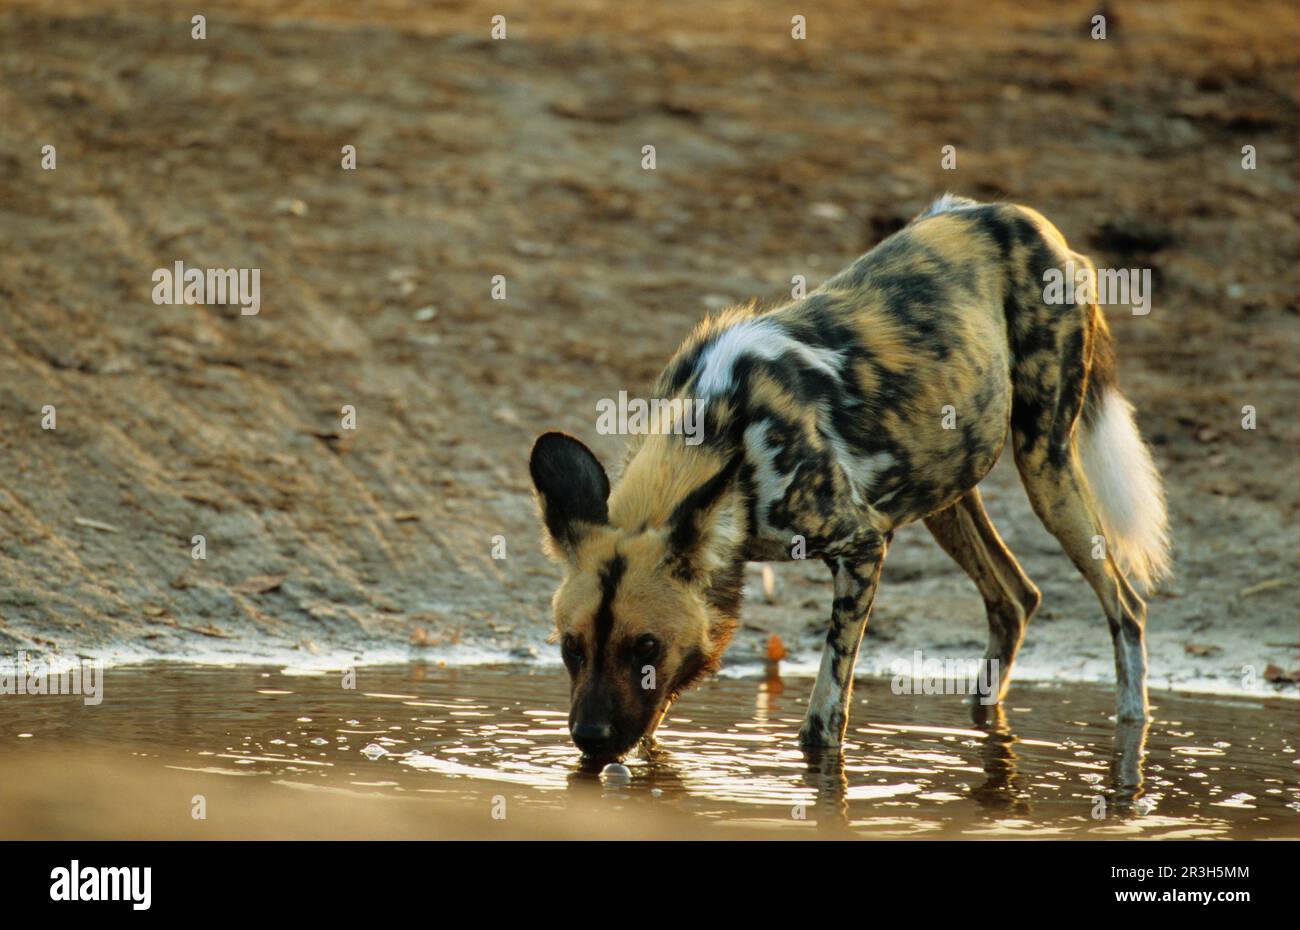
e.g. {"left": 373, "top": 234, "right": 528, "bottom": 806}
{"left": 530, "top": 196, "right": 1169, "bottom": 759}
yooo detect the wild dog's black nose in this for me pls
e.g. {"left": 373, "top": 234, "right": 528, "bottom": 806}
{"left": 571, "top": 722, "right": 615, "bottom": 756}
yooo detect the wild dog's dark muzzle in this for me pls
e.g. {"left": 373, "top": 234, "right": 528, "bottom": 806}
{"left": 570, "top": 721, "right": 617, "bottom": 757}
{"left": 569, "top": 685, "right": 651, "bottom": 759}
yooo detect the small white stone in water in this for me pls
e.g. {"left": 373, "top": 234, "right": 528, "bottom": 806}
{"left": 600, "top": 763, "right": 632, "bottom": 786}
{"left": 362, "top": 743, "right": 388, "bottom": 760}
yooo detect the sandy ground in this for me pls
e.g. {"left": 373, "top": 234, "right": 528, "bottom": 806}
{"left": 0, "top": 0, "right": 1296, "bottom": 697}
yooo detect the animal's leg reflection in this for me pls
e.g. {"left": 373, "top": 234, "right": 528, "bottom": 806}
{"left": 798, "top": 746, "right": 849, "bottom": 831}
{"left": 968, "top": 702, "right": 1151, "bottom": 819}
{"left": 1110, "top": 717, "right": 1150, "bottom": 812}
{"left": 969, "top": 702, "right": 1031, "bottom": 813}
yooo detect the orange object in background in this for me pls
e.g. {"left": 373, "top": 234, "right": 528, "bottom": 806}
{"left": 766, "top": 634, "right": 788, "bottom": 663}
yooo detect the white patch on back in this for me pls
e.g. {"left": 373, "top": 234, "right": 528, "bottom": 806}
{"left": 694, "top": 317, "right": 843, "bottom": 399}
{"left": 743, "top": 421, "right": 796, "bottom": 534}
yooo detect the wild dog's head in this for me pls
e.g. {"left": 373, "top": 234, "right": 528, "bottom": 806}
{"left": 529, "top": 431, "right": 744, "bottom": 760}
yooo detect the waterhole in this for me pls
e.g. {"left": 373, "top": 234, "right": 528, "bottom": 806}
{"left": 1, "top": 664, "right": 1295, "bottom": 839}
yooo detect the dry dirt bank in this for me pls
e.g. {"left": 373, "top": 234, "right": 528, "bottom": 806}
{"left": 0, "top": 1, "right": 1295, "bottom": 697}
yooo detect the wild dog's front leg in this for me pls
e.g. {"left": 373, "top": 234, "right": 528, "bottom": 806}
{"left": 799, "top": 531, "right": 887, "bottom": 748}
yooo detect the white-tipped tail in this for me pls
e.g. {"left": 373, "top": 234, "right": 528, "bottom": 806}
{"left": 1078, "top": 389, "right": 1171, "bottom": 589}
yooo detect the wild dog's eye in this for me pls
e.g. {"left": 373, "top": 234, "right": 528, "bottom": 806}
{"left": 632, "top": 634, "right": 659, "bottom": 662}
{"left": 561, "top": 634, "right": 583, "bottom": 670}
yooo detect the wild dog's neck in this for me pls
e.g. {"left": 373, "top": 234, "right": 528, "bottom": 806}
{"left": 607, "top": 434, "right": 738, "bottom": 530}
{"left": 608, "top": 433, "right": 749, "bottom": 618}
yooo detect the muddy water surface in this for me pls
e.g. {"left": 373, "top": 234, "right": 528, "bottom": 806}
{"left": 1, "top": 664, "right": 1296, "bottom": 839}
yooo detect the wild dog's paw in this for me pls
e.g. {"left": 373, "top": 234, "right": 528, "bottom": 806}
{"left": 798, "top": 712, "right": 844, "bottom": 748}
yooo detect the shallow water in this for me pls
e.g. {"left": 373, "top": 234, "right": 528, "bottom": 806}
{"left": 2, "top": 663, "right": 1296, "bottom": 839}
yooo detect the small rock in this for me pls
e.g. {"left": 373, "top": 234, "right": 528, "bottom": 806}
{"left": 810, "top": 202, "right": 846, "bottom": 221}
{"left": 233, "top": 573, "right": 288, "bottom": 595}
{"left": 273, "top": 197, "right": 308, "bottom": 217}
{"left": 1263, "top": 664, "right": 1299, "bottom": 684}
{"left": 513, "top": 239, "right": 553, "bottom": 257}
{"left": 74, "top": 517, "right": 119, "bottom": 533}
{"left": 492, "top": 406, "right": 519, "bottom": 426}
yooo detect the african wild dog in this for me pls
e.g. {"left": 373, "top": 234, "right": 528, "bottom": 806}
{"left": 530, "top": 195, "right": 1170, "bottom": 760}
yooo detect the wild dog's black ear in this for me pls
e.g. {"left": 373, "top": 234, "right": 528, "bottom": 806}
{"left": 666, "top": 454, "right": 744, "bottom": 582}
{"left": 529, "top": 432, "right": 610, "bottom": 559}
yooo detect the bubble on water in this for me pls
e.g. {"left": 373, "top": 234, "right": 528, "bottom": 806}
{"left": 362, "top": 744, "right": 388, "bottom": 760}
{"left": 310, "top": 737, "right": 329, "bottom": 746}
{"left": 600, "top": 763, "right": 632, "bottom": 786}
{"left": 650, "top": 788, "right": 663, "bottom": 797}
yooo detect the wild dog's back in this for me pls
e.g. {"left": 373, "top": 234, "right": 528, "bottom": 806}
{"left": 648, "top": 199, "right": 1045, "bottom": 532}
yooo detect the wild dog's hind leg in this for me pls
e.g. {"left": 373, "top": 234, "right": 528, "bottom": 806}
{"left": 1014, "top": 447, "right": 1149, "bottom": 720}
{"left": 1009, "top": 295, "right": 1149, "bottom": 720}
{"left": 924, "top": 489, "right": 1041, "bottom": 704}
{"left": 799, "top": 529, "right": 887, "bottom": 748}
